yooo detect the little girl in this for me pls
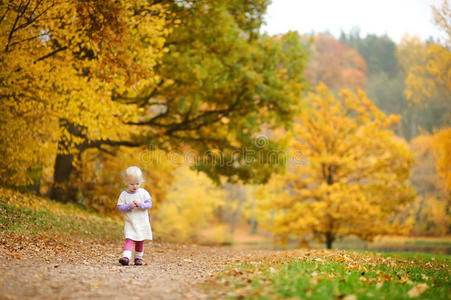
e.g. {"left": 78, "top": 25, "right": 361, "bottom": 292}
{"left": 117, "top": 166, "right": 153, "bottom": 266}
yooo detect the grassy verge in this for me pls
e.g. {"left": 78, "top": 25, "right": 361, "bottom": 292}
{"left": 207, "top": 249, "right": 450, "bottom": 299}
{"left": 0, "top": 187, "right": 122, "bottom": 242}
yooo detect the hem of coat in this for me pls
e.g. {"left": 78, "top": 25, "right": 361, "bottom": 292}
{"left": 124, "top": 236, "right": 153, "bottom": 241}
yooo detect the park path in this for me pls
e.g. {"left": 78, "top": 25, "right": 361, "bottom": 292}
{"left": 0, "top": 235, "right": 273, "bottom": 300}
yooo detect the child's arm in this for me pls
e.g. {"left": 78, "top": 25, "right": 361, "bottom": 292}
{"left": 138, "top": 198, "right": 152, "bottom": 209}
{"left": 138, "top": 190, "right": 152, "bottom": 210}
{"left": 136, "top": 189, "right": 152, "bottom": 209}
{"left": 117, "top": 192, "right": 137, "bottom": 212}
{"left": 118, "top": 203, "right": 134, "bottom": 212}
{"left": 118, "top": 192, "right": 134, "bottom": 212}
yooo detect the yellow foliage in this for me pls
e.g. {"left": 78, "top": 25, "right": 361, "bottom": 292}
{"left": 152, "top": 165, "right": 226, "bottom": 243}
{"left": 404, "top": 192, "right": 451, "bottom": 237}
{"left": 261, "top": 84, "right": 415, "bottom": 247}
{"left": 399, "top": 4, "right": 451, "bottom": 108}
{"left": 404, "top": 43, "right": 451, "bottom": 106}
{"left": 432, "top": 128, "right": 451, "bottom": 191}
{"left": 0, "top": 0, "right": 168, "bottom": 186}
{"left": 396, "top": 35, "right": 428, "bottom": 75}
{"left": 242, "top": 185, "right": 275, "bottom": 231}
{"left": 397, "top": 133, "right": 451, "bottom": 236}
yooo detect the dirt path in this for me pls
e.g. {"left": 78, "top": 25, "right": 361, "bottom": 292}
{"left": 0, "top": 236, "right": 273, "bottom": 300}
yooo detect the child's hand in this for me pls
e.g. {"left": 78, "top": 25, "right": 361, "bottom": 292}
{"left": 133, "top": 200, "right": 140, "bottom": 208}
{"left": 131, "top": 202, "right": 137, "bottom": 209}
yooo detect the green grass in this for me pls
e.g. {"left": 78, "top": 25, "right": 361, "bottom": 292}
{"left": 405, "top": 240, "right": 451, "bottom": 247}
{"left": 0, "top": 188, "right": 122, "bottom": 242}
{"left": 208, "top": 250, "right": 450, "bottom": 299}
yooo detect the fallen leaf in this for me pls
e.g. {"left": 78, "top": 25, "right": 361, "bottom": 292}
{"left": 89, "top": 282, "right": 101, "bottom": 288}
{"left": 408, "top": 283, "right": 428, "bottom": 298}
{"left": 309, "top": 276, "right": 318, "bottom": 285}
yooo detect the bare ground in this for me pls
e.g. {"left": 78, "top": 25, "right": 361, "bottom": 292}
{"left": 0, "top": 235, "right": 273, "bottom": 300}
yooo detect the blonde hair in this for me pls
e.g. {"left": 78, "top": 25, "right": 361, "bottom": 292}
{"left": 124, "top": 166, "right": 145, "bottom": 184}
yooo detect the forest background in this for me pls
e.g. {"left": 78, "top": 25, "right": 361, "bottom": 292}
{"left": 1, "top": 0, "right": 449, "bottom": 252}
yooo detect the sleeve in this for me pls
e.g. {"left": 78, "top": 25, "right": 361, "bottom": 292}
{"left": 117, "top": 192, "right": 132, "bottom": 212}
{"left": 139, "top": 189, "right": 152, "bottom": 210}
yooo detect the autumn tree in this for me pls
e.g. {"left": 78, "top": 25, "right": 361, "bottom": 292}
{"left": 305, "top": 34, "right": 367, "bottom": 89}
{"left": 404, "top": 133, "right": 451, "bottom": 236}
{"left": 401, "top": 0, "right": 451, "bottom": 190}
{"left": 398, "top": 0, "right": 451, "bottom": 126}
{"left": 431, "top": 0, "right": 451, "bottom": 196}
{"left": 1, "top": 0, "right": 308, "bottom": 205}
{"left": 58, "top": 0, "right": 307, "bottom": 204}
{"left": 264, "top": 84, "right": 415, "bottom": 249}
{"left": 0, "top": 0, "right": 168, "bottom": 198}
{"left": 393, "top": 36, "right": 450, "bottom": 139}
{"left": 402, "top": 42, "right": 451, "bottom": 107}
{"left": 105, "top": 2, "right": 308, "bottom": 185}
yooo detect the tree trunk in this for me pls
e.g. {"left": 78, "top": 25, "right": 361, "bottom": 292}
{"left": 249, "top": 192, "right": 257, "bottom": 234}
{"left": 51, "top": 152, "right": 77, "bottom": 203}
{"left": 49, "top": 119, "right": 141, "bottom": 203}
{"left": 325, "top": 232, "right": 335, "bottom": 249}
{"left": 230, "top": 196, "right": 245, "bottom": 234}
{"left": 50, "top": 121, "right": 84, "bottom": 203}
{"left": 224, "top": 183, "right": 246, "bottom": 235}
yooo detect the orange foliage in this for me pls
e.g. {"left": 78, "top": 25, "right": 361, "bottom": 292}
{"left": 305, "top": 34, "right": 367, "bottom": 89}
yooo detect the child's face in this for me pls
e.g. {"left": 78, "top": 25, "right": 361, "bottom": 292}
{"left": 126, "top": 176, "right": 141, "bottom": 193}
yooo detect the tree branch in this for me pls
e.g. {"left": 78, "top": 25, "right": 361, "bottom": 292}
{"left": 165, "top": 97, "right": 242, "bottom": 135}
{"left": 15, "top": 0, "right": 46, "bottom": 32}
{"left": 112, "top": 80, "right": 165, "bottom": 106}
{"left": 5, "top": 0, "right": 30, "bottom": 53}
{"left": 0, "top": 6, "right": 10, "bottom": 25}
{"left": 34, "top": 46, "right": 68, "bottom": 63}
{"left": 87, "top": 139, "right": 142, "bottom": 149}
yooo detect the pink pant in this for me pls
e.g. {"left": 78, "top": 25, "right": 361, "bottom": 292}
{"left": 124, "top": 238, "right": 144, "bottom": 252}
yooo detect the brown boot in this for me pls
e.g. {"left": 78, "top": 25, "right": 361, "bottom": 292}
{"left": 119, "top": 257, "right": 129, "bottom": 265}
